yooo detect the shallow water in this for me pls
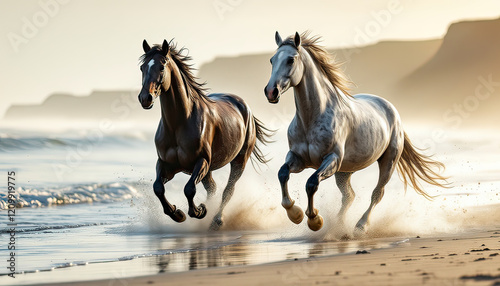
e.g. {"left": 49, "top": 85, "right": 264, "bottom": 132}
{"left": 0, "top": 200, "right": 399, "bottom": 285}
{"left": 0, "top": 127, "right": 499, "bottom": 285}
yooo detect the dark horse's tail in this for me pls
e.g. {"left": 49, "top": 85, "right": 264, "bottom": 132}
{"left": 251, "top": 117, "right": 274, "bottom": 165}
{"left": 396, "top": 132, "right": 450, "bottom": 200}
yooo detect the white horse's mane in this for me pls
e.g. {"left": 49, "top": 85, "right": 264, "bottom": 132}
{"left": 282, "top": 32, "right": 353, "bottom": 98}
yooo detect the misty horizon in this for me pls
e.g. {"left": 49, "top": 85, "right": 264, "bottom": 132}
{"left": 2, "top": 0, "right": 500, "bottom": 118}
{"left": 4, "top": 15, "right": 500, "bottom": 134}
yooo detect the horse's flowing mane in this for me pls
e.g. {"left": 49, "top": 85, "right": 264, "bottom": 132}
{"left": 281, "top": 32, "right": 353, "bottom": 97}
{"left": 139, "top": 40, "right": 211, "bottom": 103}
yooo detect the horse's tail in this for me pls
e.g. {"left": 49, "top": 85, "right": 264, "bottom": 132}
{"left": 396, "top": 132, "right": 449, "bottom": 200}
{"left": 251, "top": 117, "right": 275, "bottom": 165}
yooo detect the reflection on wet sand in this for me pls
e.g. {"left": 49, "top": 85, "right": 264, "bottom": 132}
{"left": 4, "top": 231, "right": 400, "bottom": 285}
{"left": 146, "top": 232, "right": 394, "bottom": 274}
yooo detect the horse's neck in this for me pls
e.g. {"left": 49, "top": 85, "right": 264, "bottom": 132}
{"left": 293, "top": 60, "right": 350, "bottom": 127}
{"left": 159, "top": 64, "right": 193, "bottom": 131}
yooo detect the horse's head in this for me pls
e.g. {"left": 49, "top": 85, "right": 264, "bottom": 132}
{"left": 264, "top": 31, "right": 305, "bottom": 104}
{"left": 138, "top": 39, "right": 172, "bottom": 109}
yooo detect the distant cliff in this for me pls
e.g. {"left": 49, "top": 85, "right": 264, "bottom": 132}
{"left": 197, "top": 39, "right": 441, "bottom": 122}
{"left": 4, "top": 90, "right": 160, "bottom": 123}
{"left": 397, "top": 18, "right": 500, "bottom": 124}
{"left": 5, "top": 18, "right": 500, "bottom": 129}
{"left": 199, "top": 18, "right": 500, "bottom": 128}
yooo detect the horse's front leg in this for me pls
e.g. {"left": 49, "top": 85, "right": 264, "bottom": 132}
{"left": 305, "top": 153, "right": 341, "bottom": 231}
{"left": 185, "top": 158, "right": 210, "bottom": 219}
{"left": 153, "top": 159, "right": 185, "bottom": 222}
{"left": 278, "top": 151, "right": 306, "bottom": 224}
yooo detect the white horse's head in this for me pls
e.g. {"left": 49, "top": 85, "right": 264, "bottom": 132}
{"left": 264, "top": 31, "right": 305, "bottom": 104}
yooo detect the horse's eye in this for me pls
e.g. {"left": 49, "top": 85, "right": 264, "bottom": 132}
{"left": 287, "top": 57, "right": 295, "bottom": 65}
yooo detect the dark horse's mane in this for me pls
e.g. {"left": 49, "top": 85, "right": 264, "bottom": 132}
{"left": 139, "top": 40, "right": 212, "bottom": 103}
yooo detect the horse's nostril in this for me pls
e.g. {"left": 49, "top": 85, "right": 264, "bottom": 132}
{"left": 272, "top": 88, "right": 279, "bottom": 97}
{"left": 264, "top": 86, "right": 267, "bottom": 95}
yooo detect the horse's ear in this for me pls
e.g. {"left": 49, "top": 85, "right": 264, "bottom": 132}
{"left": 162, "top": 39, "right": 169, "bottom": 56}
{"left": 143, "top": 39, "right": 151, "bottom": 53}
{"left": 275, "top": 31, "right": 283, "bottom": 46}
{"left": 294, "top": 32, "right": 301, "bottom": 48}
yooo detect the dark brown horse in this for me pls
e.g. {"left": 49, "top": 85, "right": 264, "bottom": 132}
{"left": 138, "top": 39, "right": 272, "bottom": 230}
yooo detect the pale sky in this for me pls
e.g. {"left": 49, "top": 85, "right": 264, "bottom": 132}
{"left": 1, "top": 0, "right": 500, "bottom": 117}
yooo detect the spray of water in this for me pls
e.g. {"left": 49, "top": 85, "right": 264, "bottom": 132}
{"left": 128, "top": 128, "right": 500, "bottom": 241}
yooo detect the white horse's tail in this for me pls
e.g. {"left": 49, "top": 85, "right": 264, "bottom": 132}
{"left": 397, "top": 132, "right": 449, "bottom": 200}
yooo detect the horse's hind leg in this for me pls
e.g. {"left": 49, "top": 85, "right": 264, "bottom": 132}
{"left": 202, "top": 171, "right": 217, "bottom": 199}
{"left": 209, "top": 159, "right": 245, "bottom": 230}
{"left": 335, "top": 172, "right": 355, "bottom": 228}
{"left": 184, "top": 158, "right": 210, "bottom": 219}
{"left": 355, "top": 145, "right": 401, "bottom": 233}
{"left": 153, "top": 159, "right": 185, "bottom": 222}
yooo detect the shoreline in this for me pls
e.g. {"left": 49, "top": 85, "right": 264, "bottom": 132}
{"left": 50, "top": 226, "right": 500, "bottom": 286}
{"left": 6, "top": 229, "right": 402, "bottom": 285}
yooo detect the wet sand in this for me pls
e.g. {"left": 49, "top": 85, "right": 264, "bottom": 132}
{"left": 55, "top": 227, "right": 500, "bottom": 286}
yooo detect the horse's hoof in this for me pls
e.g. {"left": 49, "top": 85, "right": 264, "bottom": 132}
{"left": 189, "top": 203, "right": 207, "bottom": 219}
{"left": 209, "top": 216, "right": 223, "bottom": 231}
{"left": 170, "top": 209, "right": 186, "bottom": 223}
{"left": 307, "top": 214, "right": 324, "bottom": 231}
{"left": 286, "top": 204, "right": 304, "bottom": 224}
{"left": 354, "top": 223, "right": 367, "bottom": 237}
{"left": 197, "top": 203, "right": 207, "bottom": 219}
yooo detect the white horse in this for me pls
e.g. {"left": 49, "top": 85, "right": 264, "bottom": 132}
{"left": 264, "top": 32, "right": 447, "bottom": 232}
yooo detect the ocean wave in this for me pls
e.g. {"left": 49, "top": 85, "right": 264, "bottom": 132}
{"left": 0, "top": 182, "right": 140, "bottom": 209}
{"left": 0, "top": 136, "right": 74, "bottom": 152}
{"left": 0, "top": 131, "right": 150, "bottom": 152}
{"left": 0, "top": 222, "right": 109, "bottom": 233}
